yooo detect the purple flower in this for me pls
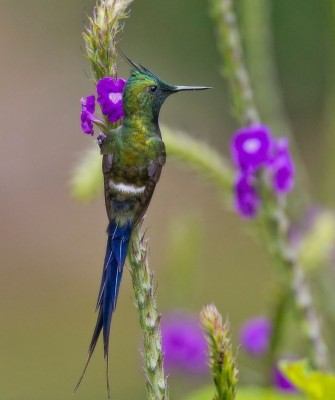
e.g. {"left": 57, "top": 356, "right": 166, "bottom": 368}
{"left": 273, "top": 363, "right": 298, "bottom": 393}
{"left": 230, "top": 124, "right": 295, "bottom": 218}
{"left": 234, "top": 173, "right": 260, "bottom": 218}
{"left": 80, "top": 76, "right": 126, "bottom": 136}
{"left": 239, "top": 317, "right": 272, "bottom": 356}
{"left": 231, "top": 124, "right": 273, "bottom": 171}
{"left": 80, "top": 95, "right": 96, "bottom": 135}
{"left": 270, "top": 138, "right": 295, "bottom": 194}
{"left": 161, "top": 312, "right": 208, "bottom": 374}
{"left": 97, "top": 77, "right": 126, "bottom": 123}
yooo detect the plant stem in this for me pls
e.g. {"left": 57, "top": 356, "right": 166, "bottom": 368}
{"left": 209, "top": 0, "right": 330, "bottom": 371}
{"left": 128, "top": 224, "right": 168, "bottom": 400}
{"left": 209, "top": 0, "right": 259, "bottom": 125}
{"left": 265, "top": 286, "right": 291, "bottom": 384}
{"left": 259, "top": 191, "right": 330, "bottom": 371}
{"left": 320, "top": 1, "right": 335, "bottom": 204}
{"left": 238, "top": 0, "right": 290, "bottom": 136}
{"left": 239, "top": 0, "right": 309, "bottom": 210}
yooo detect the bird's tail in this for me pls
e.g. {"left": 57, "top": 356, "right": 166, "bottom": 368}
{"left": 74, "top": 220, "right": 132, "bottom": 398}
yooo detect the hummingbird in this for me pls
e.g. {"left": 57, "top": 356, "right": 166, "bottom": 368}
{"left": 74, "top": 52, "right": 210, "bottom": 397}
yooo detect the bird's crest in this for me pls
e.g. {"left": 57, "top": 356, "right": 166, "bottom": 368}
{"left": 117, "top": 45, "right": 160, "bottom": 82}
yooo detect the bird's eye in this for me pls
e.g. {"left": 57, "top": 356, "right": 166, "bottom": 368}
{"left": 148, "top": 85, "right": 157, "bottom": 93}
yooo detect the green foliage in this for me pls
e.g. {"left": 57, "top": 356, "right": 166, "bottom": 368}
{"left": 280, "top": 360, "right": 335, "bottom": 400}
{"left": 184, "top": 386, "right": 306, "bottom": 400}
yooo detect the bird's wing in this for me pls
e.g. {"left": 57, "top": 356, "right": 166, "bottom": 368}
{"left": 102, "top": 153, "right": 115, "bottom": 222}
{"left": 134, "top": 151, "right": 166, "bottom": 226}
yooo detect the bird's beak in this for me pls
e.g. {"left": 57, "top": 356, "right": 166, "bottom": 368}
{"left": 172, "top": 85, "right": 212, "bottom": 92}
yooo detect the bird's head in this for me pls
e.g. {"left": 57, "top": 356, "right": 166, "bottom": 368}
{"left": 120, "top": 50, "right": 211, "bottom": 122}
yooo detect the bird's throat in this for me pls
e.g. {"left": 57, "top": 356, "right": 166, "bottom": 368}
{"left": 123, "top": 114, "right": 160, "bottom": 141}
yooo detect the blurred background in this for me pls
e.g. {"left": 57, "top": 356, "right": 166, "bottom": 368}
{"left": 0, "top": 0, "right": 334, "bottom": 398}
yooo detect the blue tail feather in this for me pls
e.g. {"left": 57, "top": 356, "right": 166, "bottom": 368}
{"left": 99, "top": 220, "right": 132, "bottom": 355}
{"left": 74, "top": 220, "right": 132, "bottom": 396}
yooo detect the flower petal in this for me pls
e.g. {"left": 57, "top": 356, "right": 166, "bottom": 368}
{"left": 161, "top": 312, "right": 208, "bottom": 374}
{"left": 234, "top": 173, "right": 261, "bottom": 218}
{"left": 270, "top": 138, "right": 295, "bottom": 194}
{"left": 273, "top": 362, "right": 298, "bottom": 393}
{"left": 240, "top": 317, "right": 272, "bottom": 356}
{"left": 231, "top": 124, "right": 273, "bottom": 171}
{"left": 80, "top": 95, "right": 96, "bottom": 135}
{"left": 97, "top": 77, "right": 126, "bottom": 123}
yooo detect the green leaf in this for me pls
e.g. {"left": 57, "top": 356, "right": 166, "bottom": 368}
{"left": 280, "top": 360, "right": 335, "bottom": 400}
{"left": 183, "top": 386, "right": 305, "bottom": 400}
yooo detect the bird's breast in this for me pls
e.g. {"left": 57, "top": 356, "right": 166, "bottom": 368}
{"left": 109, "top": 164, "right": 146, "bottom": 192}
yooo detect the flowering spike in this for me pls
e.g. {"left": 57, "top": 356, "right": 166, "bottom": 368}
{"left": 128, "top": 225, "right": 168, "bottom": 399}
{"left": 200, "top": 304, "right": 239, "bottom": 400}
{"left": 83, "top": 0, "right": 133, "bottom": 82}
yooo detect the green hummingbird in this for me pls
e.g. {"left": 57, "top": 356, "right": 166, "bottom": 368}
{"left": 75, "top": 53, "right": 210, "bottom": 397}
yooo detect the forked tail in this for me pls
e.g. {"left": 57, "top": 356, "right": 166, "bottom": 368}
{"left": 74, "top": 220, "right": 132, "bottom": 398}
